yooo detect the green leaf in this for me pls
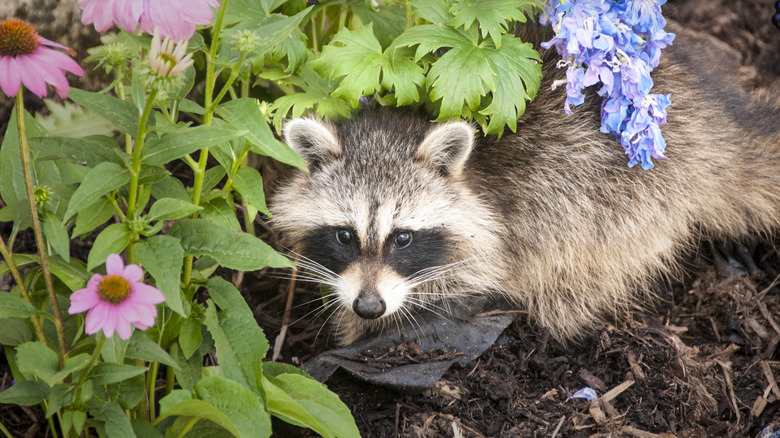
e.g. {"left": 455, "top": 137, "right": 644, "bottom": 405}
{"left": 151, "top": 176, "right": 190, "bottom": 201}
{"left": 133, "top": 235, "right": 185, "bottom": 316}
{"left": 478, "top": 35, "right": 542, "bottom": 134}
{"left": 233, "top": 167, "right": 271, "bottom": 216}
{"left": 126, "top": 331, "right": 178, "bottom": 369}
{"left": 146, "top": 198, "right": 202, "bottom": 222}
{"left": 28, "top": 135, "right": 128, "bottom": 168}
{"left": 270, "top": 66, "right": 352, "bottom": 133}
{"left": 105, "top": 373, "right": 146, "bottom": 410}
{"left": 410, "top": 0, "right": 452, "bottom": 25}
{"left": 0, "top": 318, "right": 33, "bottom": 346}
{"left": 101, "top": 336, "right": 129, "bottom": 364}
{"left": 0, "top": 107, "right": 47, "bottom": 205}
{"left": 312, "top": 25, "right": 383, "bottom": 105}
{"left": 0, "top": 381, "right": 51, "bottom": 406}
{"left": 201, "top": 198, "right": 241, "bottom": 232}
{"left": 448, "top": 0, "right": 534, "bottom": 48}
{"left": 170, "top": 343, "right": 202, "bottom": 391}
{"left": 63, "top": 162, "right": 130, "bottom": 222}
{"left": 263, "top": 374, "right": 360, "bottom": 438}
{"left": 158, "top": 399, "right": 239, "bottom": 437}
{"left": 178, "top": 318, "right": 203, "bottom": 361}
{"left": 203, "top": 299, "right": 268, "bottom": 394}
{"left": 194, "top": 375, "right": 270, "bottom": 438}
{"left": 87, "top": 223, "right": 132, "bottom": 271}
{"left": 395, "top": 25, "right": 541, "bottom": 125}
{"left": 168, "top": 219, "right": 292, "bottom": 271}
{"left": 0, "top": 293, "right": 36, "bottom": 319}
{"left": 349, "top": 0, "right": 407, "bottom": 47}
{"left": 205, "top": 277, "right": 254, "bottom": 320}
{"left": 68, "top": 89, "right": 140, "bottom": 134}
{"left": 17, "top": 341, "right": 59, "bottom": 384}
{"left": 131, "top": 419, "right": 163, "bottom": 438}
{"left": 42, "top": 211, "right": 70, "bottom": 263}
{"left": 215, "top": 98, "right": 306, "bottom": 169}
{"left": 142, "top": 126, "right": 247, "bottom": 166}
{"left": 89, "top": 363, "right": 148, "bottom": 386}
{"left": 73, "top": 198, "right": 115, "bottom": 237}
{"left": 0, "top": 254, "right": 88, "bottom": 291}
{"left": 100, "top": 402, "right": 137, "bottom": 438}
{"left": 382, "top": 45, "right": 427, "bottom": 106}
{"left": 49, "top": 354, "right": 91, "bottom": 386}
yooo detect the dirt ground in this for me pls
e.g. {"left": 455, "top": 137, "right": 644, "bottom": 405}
{"left": 1, "top": 1, "right": 780, "bottom": 437}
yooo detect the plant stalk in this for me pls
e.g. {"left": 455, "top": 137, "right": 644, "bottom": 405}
{"left": 0, "top": 236, "right": 48, "bottom": 345}
{"left": 15, "top": 92, "right": 67, "bottom": 367}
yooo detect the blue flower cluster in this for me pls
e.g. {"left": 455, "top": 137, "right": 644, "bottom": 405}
{"left": 540, "top": 0, "right": 675, "bottom": 170}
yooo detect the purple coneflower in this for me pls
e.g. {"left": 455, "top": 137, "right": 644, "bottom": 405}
{"left": 79, "top": 0, "right": 220, "bottom": 42}
{"left": 68, "top": 254, "right": 165, "bottom": 340}
{"left": 0, "top": 18, "right": 84, "bottom": 99}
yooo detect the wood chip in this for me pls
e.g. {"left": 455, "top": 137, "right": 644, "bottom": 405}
{"left": 716, "top": 360, "right": 741, "bottom": 425}
{"left": 588, "top": 400, "right": 608, "bottom": 425}
{"left": 619, "top": 425, "right": 677, "bottom": 438}
{"left": 747, "top": 317, "right": 770, "bottom": 339}
{"left": 761, "top": 361, "right": 780, "bottom": 400}
{"left": 602, "top": 379, "right": 635, "bottom": 403}
{"left": 578, "top": 368, "right": 606, "bottom": 392}
{"left": 627, "top": 350, "right": 647, "bottom": 380}
{"left": 750, "top": 395, "right": 767, "bottom": 417}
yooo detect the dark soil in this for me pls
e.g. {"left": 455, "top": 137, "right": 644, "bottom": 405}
{"left": 1, "top": 1, "right": 779, "bottom": 437}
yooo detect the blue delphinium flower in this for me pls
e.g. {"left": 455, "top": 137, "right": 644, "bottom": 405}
{"left": 540, "top": 0, "right": 675, "bottom": 169}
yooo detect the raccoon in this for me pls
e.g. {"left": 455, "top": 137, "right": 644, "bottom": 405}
{"left": 269, "top": 20, "right": 780, "bottom": 345}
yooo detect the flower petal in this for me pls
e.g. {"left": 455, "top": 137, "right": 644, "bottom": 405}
{"left": 85, "top": 301, "right": 110, "bottom": 335}
{"left": 115, "top": 314, "right": 133, "bottom": 340}
{"left": 68, "top": 288, "right": 101, "bottom": 314}
{"left": 0, "top": 56, "right": 22, "bottom": 97}
{"left": 105, "top": 253, "right": 125, "bottom": 276}
{"left": 130, "top": 283, "right": 165, "bottom": 304}
{"left": 16, "top": 56, "right": 48, "bottom": 98}
{"left": 100, "top": 306, "right": 118, "bottom": 338}
{"left": 123, "top": 263, "right": 144, "bottom": 283}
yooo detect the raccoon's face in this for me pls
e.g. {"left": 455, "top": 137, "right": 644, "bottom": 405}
{"left": 271, "top": 110, "right": 480, "bottom": 326}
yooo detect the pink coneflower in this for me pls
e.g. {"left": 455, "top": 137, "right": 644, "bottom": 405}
{"left": 0, "top": 19, "right": 84, "bottom": 99}
{"left": 68, "top": 254, "right": 165, "bottom": 340}
{"left": 79, "top": 0, "right": 220, "bottom": 42}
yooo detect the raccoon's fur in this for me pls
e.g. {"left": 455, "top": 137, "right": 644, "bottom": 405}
{"left": 270, "top": 20, "right": 780, "bottom": 345}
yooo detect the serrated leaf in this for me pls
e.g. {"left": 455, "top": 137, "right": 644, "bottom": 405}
{"left": 168, "top": 219, "right": 292, "bottom": 271}
{"left": 142, "top": 126, "right": 247, "bottom": 166}
{"left": 215, "top": 98, "right": 306, "bottom": 169}
{"left": 448, "top": 0, "right": 534, "bottom": 48}
{"left": 478, "top": 35, "right": 541, "bottom": 133}
{"left": 133, "top": 235, "right": 185, "bottom": 316}
{"left": 171, "top": 343, "right": 202, "bottom": 390}
{"left": 0, "top": 381, "right": 50, "bottom": 406}
{"left": 349, "top": 0, "right": 407, "bottom": 47}
{"left": 68, "top": 88, "right": 140, "bottom": 134}
{"left": 231, "top": 167, "right": 271, "bottom": 216}
{"left": 270, "top": 66, "right": 352, "bottom": 132}
{"left": 34, "top": 99, "right": 116, "bottom": 138}
{"left": 42, "top": 211, "right": 70, "bottom": 263}
{"left": 410, "top": 0, "right": 453, "bottom": 25}
{"left": 0, "top": 293, "right": 36, "bottom": 319}
{"left": 63, "top": 162, "right": 129, "bottom": 222}
{"left": 382, "top": 45, "right": 426, "bottom": 105}
{"left": 87, "top": 223, "right": 131, "bottom": 271}
{"left": 312, "top": 24, "right": 384, "bottom": 105}
{"left": 89, "top": 363, "right": 148, "bottom": 386}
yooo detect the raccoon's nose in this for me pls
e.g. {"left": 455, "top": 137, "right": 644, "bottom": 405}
{"left": 352, "top": 292, "right": 386, "bottom": 320}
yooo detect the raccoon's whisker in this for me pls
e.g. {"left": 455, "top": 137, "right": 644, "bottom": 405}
{"left": 265, "top": 274, "right": 341, "bottom": 287}
{"left": 404, "top": 297, "right": 454, "bottom": 322}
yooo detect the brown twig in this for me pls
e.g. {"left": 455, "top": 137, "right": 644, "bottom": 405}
{"left": 272, "top": 254, "right": 299, "bottom": 361}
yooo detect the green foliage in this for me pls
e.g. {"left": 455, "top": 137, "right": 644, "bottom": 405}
{"left": 0, "top": 0, "right": 550, "bottom": 436}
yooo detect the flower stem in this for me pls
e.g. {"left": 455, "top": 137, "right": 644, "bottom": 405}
{"left": 125, "top": 89, "right": 159, "bottom": 263}
{"left": 15, "top": 92, "right": 67, "bottom": 367}
{"left": 0, "top": 419, "right": 12, "bottom": 438}
{"left": 74, "top": 334, "right": 107, "bottom": 407}
{"left": 183, "top": 0, "right": 230, "bottom": 288}
{"left": 0, "top": 236, "right": 48, "bottom": 346}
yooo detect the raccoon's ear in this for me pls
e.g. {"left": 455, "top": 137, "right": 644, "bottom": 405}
{"left": 416, "top": 121, "right": 475, "bottom": 176}
{"left": 283, "top": 118, "right": 341, "bottom": 170}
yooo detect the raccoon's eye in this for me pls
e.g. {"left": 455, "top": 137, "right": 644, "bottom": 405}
{"left": 336, "top": 229, "right": 354, "bottom": 245}
{"left": 393, "top": 231, "right": 413, "bottom": 249}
